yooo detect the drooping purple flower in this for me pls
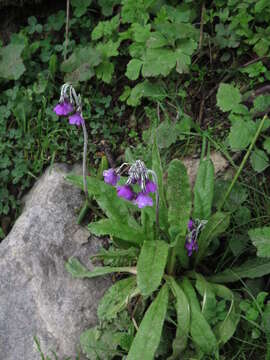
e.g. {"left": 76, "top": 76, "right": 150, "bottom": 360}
{"left": 134, "top": 192, "right": 153, "bottom": 209}
{"left": 117, "top": 185, "right": 135, "bottom": 201}
{"left": 185, "top": 238, "right": 198, "bottom": 257}
{"left": 68, "top": 112, "right": 84, "bottom": 126}
{"left": 54, "top": 101, "right": 73, "bottom": 116}
{"left": 188, "top": 219, "right": 194, "bottom": 231}
{"left": 103, "top": 168, "right": 120, "bottom": 186}
{"left": 145, "top": 180, "right": 157, "bottom": 194}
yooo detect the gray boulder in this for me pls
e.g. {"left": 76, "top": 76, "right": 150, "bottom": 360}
{"left": 0, "top": 164, "right": 112, "bottom": 360}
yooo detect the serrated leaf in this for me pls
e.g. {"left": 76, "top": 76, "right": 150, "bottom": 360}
{"left": 127, "top": 80, "right": 166, "bottom": 106}
{"left": 80, "top": 326, "right": 122, "bottom": 360}
{"left": 142, "top": 48, "right": 176, "bottom": 77}
{"left": 98, "top": 277, "right": 138, "bottom": 321}
{"left": 125, "top": 59, "right": 143, "bottom": 80}
{"left": 193, "top": 158, "right": 214, "bottom": 220}
{"left": 65, "top": 257, "right": 136, "bottom": 279}
{"left": 88, "top": 219, "right": 145, "bottom": 245}
{"left": 181, "top": 277, "right": 218, "bottom": 354}
{"left": 248, "top": 227, "right": 270, "bottom": 258}
{"left": 98, "top": 0, "right": 121, "bottom": 16}
{"left": 250, "top": 148, "right": 269, "bottom": 173}
{"left": 228, "top": 119, "right": 256, "bottom": 150}
{"left": 167, "top": 277, "right": 190, "bottom": 359}
{"left": 209, "top": 258, "right": 270, "bottom": 283}
{"left": 217, "top": 83, "right": 242, "bottom": 112}
{"left": 126, "top": 284, "right": 169, "bottom": 360}
{"left": 61, "top": 46, "right": 100, "bottom": 84}
{"left": 137, "top": 240, "right": 169, "bottom": 296}
{"left": 195, "top": 212, "right": 230, "bottom": 265}
{"left": 147, "top": 32, "right": 168, "bottom": 49}
{"left": 0, "top": 44, "right": 25, "bottom": 80}
{"left": 95, "top": 61, "right": 114, "bottom": 83}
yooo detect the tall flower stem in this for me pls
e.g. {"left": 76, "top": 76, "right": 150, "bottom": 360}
{"left": 218, "top": 115, "right": 267, "bottom": 211}
{"left": 147, "top": 169, "right": 159, "bottom": 236}
{"left": 82, "top": 120, "right": 89, "bottom": 201}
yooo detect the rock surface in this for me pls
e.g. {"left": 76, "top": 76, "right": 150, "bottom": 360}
{"left": 0, "top": 164, "right": 112, "bottom": 360}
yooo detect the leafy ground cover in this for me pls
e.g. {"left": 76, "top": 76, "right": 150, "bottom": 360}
{"left": 1, "top": 0, "right": 270, "bottom": 359}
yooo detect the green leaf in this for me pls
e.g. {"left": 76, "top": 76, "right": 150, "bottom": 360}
{"left": 209, "top": 258, "right": 270, "bottom": 283}
{"left": 195, "top": 274, "right": 217, "bottom": 323}
{"left": 217, "top": 83, "right": 242, "bottom": 112}
{"left": 95, "top": 61, "right": 114, "bottom": 83}
{"left": 61, "top": 46, "right": 100, "bottom": 84}
{"left": 193, "top": 158, "right": 214, "bottom": 220}
{"left": 210, "top": 283, "right": 240, "bottom": 345}
{"left": 228, "top": 119, "right": 256, "bottom": 150}
{"left": 195, "top": 212, "right": 230, "bottom": 265}
{"left": 126, "top": 284, "right": 169, "bottom": 360}
{"left": 127, "top": 80, "right": 166, "bottom": 106}
{"left": 156, "top": 120, "right": 177, "bottom": 149}
{"left": 250, "top": 148, "right": 269, "bottom": 173}
{"left": 98, "top": 277, "right": 138, "bottom": 321}
{"left": 137, "top": 240, "right": 169, "bottom": 296}
{"left": 152, "top": 135, "right": 168, "bottom": 231}
{"left": 147, "top": 32, "right": 168, "bottom": 49}
{"left": 263, "top": 138, "right": 270, "bottom": 154}
{"left": 98, "top": 0, "right": 121, "bottom": 16}
{"left": 125, "top": 59, "right": 143, "bottom": 80}
{"left": 248, "top": 227, "right": 270, "bottom": 258}
{"left": 80, "top": 326, "right": 122, "bottom": 360}
{"left": 167, "top": 277, "right": 190, "bottom": 359}
{"left": 181, "top": 277, "right": 218, "bottom": 354}
{"left": 167, "top": 159, "right": 191, "bottom": 238}
{"left": 71, "top": 0, "right": 92, "bottom": 17}
{"left": 142, "top": 48, "right": 177, "bottom": 77}
{"left": 65, "top": 257, "right": 136, "bottom": 279}
{"left": 88, "top": 219, "right": 145, "bottom": 245}
{"left": 0, "top": 44, "right": 25, "bottom": 80}
{"left": 255, "top": 0, "right": 269, "bottom": 13}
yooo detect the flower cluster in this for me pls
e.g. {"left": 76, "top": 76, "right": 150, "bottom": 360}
{"left": 185, "top": 219, "right": 207, "bottom": 256}
{"left": 103, "top": 160, "right": 157, "bottom": 209}
{"left": 53, "top": 83, "right": 84, "bottom": 126}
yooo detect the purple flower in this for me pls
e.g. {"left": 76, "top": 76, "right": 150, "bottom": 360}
{"left": 54, "top": 101, "right": 73, "bottom": 116}
{"left": 134, "top": 192, "right": 153, "bottom": 209}
{"left": 188, "top": 219, "right": 194, "bottom": 231}
{"left": 117, "top": 185, "right": 135, "bottom": 201}
{"left": 185, "top": 238, "right": 198, "bottom": 257}
{"left": 103, "top": 168, "right": 119, "bottom": 186}
{"left": 145, "top": 180, "right": 157, "bottom": 194}
{"left": 68, "top": 112, "right": 84, "bottom": 126}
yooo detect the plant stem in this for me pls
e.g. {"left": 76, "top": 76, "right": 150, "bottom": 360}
{"left": 82, "top": 121, "right": 89, "bottom": 202}
{"left": 64, "top": 0, "right": 70, "bottom": 61}
{"left": 218, "top": 115, "right": 267, "bottom": 211}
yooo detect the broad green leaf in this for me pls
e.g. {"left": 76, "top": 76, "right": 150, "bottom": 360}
{"left": 248, "top": 227, "right": 270, "bottom": 258}
{"left": 255, "top": 0, "right": 269, "bottom": 13}
{"left": 0, "top": 44, "right": 25, "bottom": 80}
{"left": 95, "top": 61, "right": 114, "bottom": 83}
{"left": 71, "top": 0, "right": 92, "bottom": 17}
{"left": 147, "top": 32, "right": 168, "bottom": 48}
{"left": 214, "top": 300, "right": 240, "bottom": 345}
{"left": 126, "top": 284, "right": 169, "bottom": 360}
{"left": 263, "top": 138, "right": 270, "bottom": 154}
{"left": 61, "top": 46, "right": 100, "bottom": 84}
{"left": 209, "top": 258, "right": 270, "bottom": 283}
{"left": 127, "top": 80, "right": 166, "bottom": 106}
{"left": 65, "top": 257, "right": 136, "bottom": 278}
{"left": 195, "top": 274, "right": 217, "bottom": 323}
{"left": 91, "top": 15, "right": 120, "bottom": 40}
{"left": 142, "top": 48, "right": 177, "bottom": 77}
{"left": 80, "top": 326, "right": 123, "bottom": 360}
{"left": 88, "top": 219, "right": 145, "bottom": 245}
{"left": 216, "top": 83, "right": 242, "bottom": 112}
{"left": 167, "top": 159, "right": 191, "bottom": 238}
{"left": 228, "top": 119, "right": 256, "bottom": 151}
{"left": 152, "top": 135, "right": 168, "bottom": 230}
{"left": 167, "top": 277, "right": 190, "bottom": 359}
{"left": 98, "top": 277, "right": 138, "bottom": 321}
{"left": 156, "top": 120, "right": 177, "bottom": 149}
{"left": 174, "top": 233, "right": 189, "bottom": 269}
{"left": 125, "top": 59, "right": 143, "bottom": 80}
{"left": 250, "top": 148, "right": 269, "bottom": 173}
{"left": 193, "top": 158, "right": 214, "bottom": 220}
{"left": 98, "top": 0, "right": 121, "bottom": 16}
{"left": 195, "top": 212, "right": 230, "bottom": 265}
{"left": 181, "top": 277, "right": 218, "bottom": 354}
{"left": 213, "top": 180, "right": 248, "bottom": 212}
{"left": 137, "top": 240, "right": 169, "bottom": 296}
